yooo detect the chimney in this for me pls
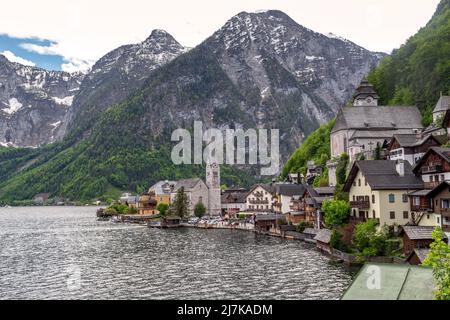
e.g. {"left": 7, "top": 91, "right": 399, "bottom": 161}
{"left": 396, "top": 160, "right": 405, "bottom": 177}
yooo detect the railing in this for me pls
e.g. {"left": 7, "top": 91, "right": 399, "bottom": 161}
{"left": 349, "top": 200, "right": 370, "bottom": 209}
{"left": 421, "top": 165, "right": 443, "bottom": 174}
{"left": 411, "top": 205, "right": 433, "bottom": 212}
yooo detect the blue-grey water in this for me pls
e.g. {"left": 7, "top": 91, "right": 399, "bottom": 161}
{"left": 0, "top": 206, "right": 354, "bottom": 300}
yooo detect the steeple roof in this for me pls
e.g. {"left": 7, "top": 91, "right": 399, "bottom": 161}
{"left": 353, "top": 79, "right": 380, "bottom": 100}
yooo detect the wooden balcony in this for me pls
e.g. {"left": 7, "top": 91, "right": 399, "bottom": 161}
{"left": 421, "top": 165, "right": 443, "bottom": 174}
{"left": 349, "top": 200, "right": 370, "bottom": 209}
{"left": 411, "top": 205, "right": 433, "bottom": 212}
{"left": 249, "top": 199, "right": 269, "bottom": 204}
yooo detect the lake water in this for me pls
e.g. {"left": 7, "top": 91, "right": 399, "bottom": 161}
{"left": 0, "top": 206, "right": 355, "bottom": 300}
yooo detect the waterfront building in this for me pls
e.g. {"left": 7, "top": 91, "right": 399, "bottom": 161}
{"left": 273, "top": 184, "right": 305, "bottom": 214}
{"left": 148, "top": 180, "right": 176, "bottom": 205}
{"left": 343, "top": 160, "right": 423, "bottom": 227}
{"left": 170, "top": 178, "right": 209, "bottom": 216}
{"left": 246, "top": 184, "right": 275, "bottom": 213}
{"left": 423, "top": 181, "right": 450, "bottom": 231}
{"left": 119, "top": 192, "right": 138, "bottom": 208}
{"left": 221, "top": 188, "right": 247, "bottom": 217}
{"left": 137, "top": 191, "right": 158, "bottom": 215}
{"left": 399, "top": 226, "right": 446, "bottom": 257}
{"left": 254, "top": 214, "right": 286, "bottom": 233}
{"left": 387, "top": 134, "right": 443, "bottom": 166}
{"left": 412, "top": 147, "right": 450, "bottom": 189}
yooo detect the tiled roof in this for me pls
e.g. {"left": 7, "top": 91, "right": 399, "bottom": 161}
{"left": 400, "top": 226, "right": 438, "bottom": 240}
{"left": 173, "top": 178, "right": 203, "bottom": 192}
{"left": 274, "top": 184, "right": 306, "bottom": 196}
{"left": 149, "top": 180, "right": 176, "bottom": 194}
{"left": 344, "top": 160, "right": 424, "bottom": 191}
{"left": 433, "top": 96, "right": 450, "bottom": 113}
{"left": 332, "top": 106, "right": 423, "bottom": 134}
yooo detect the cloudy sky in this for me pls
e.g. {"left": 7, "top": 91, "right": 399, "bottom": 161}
{"left": 0, "top": 0, "right": 441, "bottom": 72}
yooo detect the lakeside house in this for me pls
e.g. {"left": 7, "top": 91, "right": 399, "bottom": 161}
{"left": 399, "top": 225, "right": 447, "bottom": 257}
{"left": 412, "top": 147, "right": 450, "bottom": 189}
{"left": 254, "top": 213, "right": 286, "bottom": 233}
{"left": 246, "top": 184, "right": 274, "bottom": 213}
{"left": 344, "top": 160, "right": 424, "bottom": 227}
{"left": 119, "top": 193, "right": 138, "bottom": 208}
{"left": 137, "top": 191, "right": 158, "bottom": 215}
{"left": 221, "top": 188, "right": 248, "bottom": 217}
{"left": 273, "top": 184, "right": 305, "bottom": 214}
{"left": 432, "top": 95, "right": 450, "bottom": 123}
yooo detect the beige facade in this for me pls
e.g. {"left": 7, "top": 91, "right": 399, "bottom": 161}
{"left": 349, "top": 170, "right": 417, "bottom": 227}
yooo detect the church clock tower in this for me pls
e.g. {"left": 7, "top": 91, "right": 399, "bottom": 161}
{"left": 206, "top": 161, "right": 221, "bottom": 216}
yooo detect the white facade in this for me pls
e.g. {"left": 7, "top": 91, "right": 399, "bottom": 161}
{"left": 246, "top": 186, "right": 273, "bottom": 213}
{"left": 389, "top": 148, "right": 425, "bottom": 166}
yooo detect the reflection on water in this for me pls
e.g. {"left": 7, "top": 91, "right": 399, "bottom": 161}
{"left": 0, "top": 207, "right": 354, "bottom": 300}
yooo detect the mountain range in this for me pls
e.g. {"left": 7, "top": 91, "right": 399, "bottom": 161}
{"left": 0, "top": 9, "right": 384, "bottom": 202}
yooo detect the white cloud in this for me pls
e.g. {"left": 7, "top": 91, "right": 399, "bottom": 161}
{"left": 0, "top": 0, "right": 441, "bottom": 71}
{"left": 20, "top": 42, "right": 93, "bottom": 73}
{"left": 1, "top": 50, "right": 35, "bottom": 66}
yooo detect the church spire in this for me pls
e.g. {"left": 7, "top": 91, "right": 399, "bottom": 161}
{"left": 352, "top": 78, "right": 379, "bottom": 106}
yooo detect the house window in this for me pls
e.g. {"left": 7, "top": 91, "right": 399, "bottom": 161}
{"left": 365, "top": 196, "right": 370, "bottom": 203}
{"left": 435, "top": 175, "right": 439, "bottom": 182}
{"left": 353, "top": 181, "right": 356, "bottom": 187}
{"left": 390, "top": 211, "right": 395, "bottom": 219}
{"left": 413, "top": 197, "right": 420, "bottom": 206}
{"left": 358, "top": 179, "right": 361, "bottom": 187}
{"left": 353, "top": 195, "right": 356, "bottom": 201}
{"left": 389, "top": 194, "right": 395, "bottom": 203}
{"left": 353, "top": 209, "right": 356, "bottom": 216}
{"left": 372, "top": 195, "right": 375, "bottom": 204}
{"left": 442, "top": 199, "right": 450, "bottom": 208}
{"left": 402, "top": 194, "right": 408, "bottom": 203}
{"left": 372, "top": 210, "right": 376, "bottom": 218}
{"left": 437, "top": 217, "right": 440, "bottom": 224}
{"left": 403, "top": 211, "right": 409, "bottom": 219}
{"left": 441, "top": 174, "right": 445, "bottom": 181}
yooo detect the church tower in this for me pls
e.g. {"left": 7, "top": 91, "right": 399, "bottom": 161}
{"left": 353, "top": 79, "right": 379, "bottom": 106}
{"left": 206, "top": 161, "right": 221, "bottom": 216}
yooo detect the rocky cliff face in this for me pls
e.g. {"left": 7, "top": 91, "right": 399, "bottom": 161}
{"left": 0, "top": 55, "right": 83, "bottom": 146}
{"left": 59, "top": 29, "right": 188, "bottom": 137}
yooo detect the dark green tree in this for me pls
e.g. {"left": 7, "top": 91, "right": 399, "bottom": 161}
{"left": 194, "top": 201, "right": 207, "bottom": 218}
{"left": 156, "top": 203, "right": 169, "bottom": 216}
{"left": 171, "top": 187, "right": 190, "bottom": 218}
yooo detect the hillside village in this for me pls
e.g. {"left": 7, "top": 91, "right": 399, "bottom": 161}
{"left": 100, "top": 79, "right": 450, "bottom": 268}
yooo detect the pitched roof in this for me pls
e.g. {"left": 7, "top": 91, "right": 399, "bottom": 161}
{"left": 248, "top": 183, "right": 275, "bottom": 195}
{"left": 407, "top": 248, "right": 430, "bottom": 264}
{"left": 149, "top": 180, "right": 176, "bottom": 195}
{"left": 413, "top": 147, "right": 450, "bottom": 174}
{"left": 352, "top": 79, "right": 380, "bottom": 100}
{"left": 314, "top": 187, "right": 335, "bottom": 196}
{"left": 344, "top": 160, "right": 424, "bottom": 191}
{"left": 400, "top": 226, "right": 441, "bottom": 240}
{"left": 342, "top": 263, "right": 435, "bottom": 300}
{"left": 389, "top": 134, "right": 439, "bottom": 149}
{"left": 314, "top": 228, "right": 332, "bottom": 244}
{"left": 332, "top": 106, "right": 423, "bottom": 134}
{"left": 221, "top": 190, "right": 247, "bottom": 204}
{"left": 433, "top": 95, "right": 450, "bottom": 113}
{"left": 274, "top": 184, "right": 306, "bottom": 196}
{"left": 173, "top": 178, "right": 203, "bottom": 192}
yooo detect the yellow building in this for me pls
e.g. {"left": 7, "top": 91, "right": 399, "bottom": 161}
{"left": 148, "top": 180, "right": 176, "bottom": 211}
{"left": 343, "top": 160, "right": 424, "bottom": 228}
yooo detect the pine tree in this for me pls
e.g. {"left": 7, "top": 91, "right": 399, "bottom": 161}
{"left": 171, "top": 187, "right": 190, "bottom": 218}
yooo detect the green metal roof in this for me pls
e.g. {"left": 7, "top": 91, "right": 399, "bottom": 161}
{"left": 342, "top": 263, "right": 436, "bottom": 300}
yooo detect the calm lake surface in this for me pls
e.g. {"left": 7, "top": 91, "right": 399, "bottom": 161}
{"left": 0, "top": 206, "right": 355, "bottom": 300}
